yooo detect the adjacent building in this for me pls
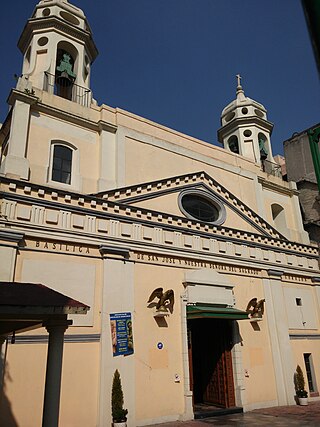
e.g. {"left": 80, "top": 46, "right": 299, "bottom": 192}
{"left": 1, "top": 1, "right": 320, "bottom": 426}
{"left": 284, "top": 125, "right": 320, "bottom": 244}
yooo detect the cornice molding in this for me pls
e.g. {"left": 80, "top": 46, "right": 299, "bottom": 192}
{"left": 258, "top": 176, "right": 299, "bottom": 196}
{"left": 217, "top": 115, "right": 274, "bottom": 140}
{"left": 8, "top": 90, "right": 39, "bottom": 108}
{"left": 34, "top": 100, "right": 117, "bottom": 133}
{"left": 0, "top": 230, "right": 25, "bottom": 243}
{"left": 18, "top": 17, "right": 98, "bottom": 60}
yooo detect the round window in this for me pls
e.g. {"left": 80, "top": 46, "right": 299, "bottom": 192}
{"left": 38, "top": 37, "right": 48, "bottom": 47}
{"left": 179, "top": 191, "right": 226, "bottom": 224}
{"left": 42, "top": 8, "right": 51, "bottom": 17}
{"left": 243, "top": 129, "right": 252, "bottom": 137}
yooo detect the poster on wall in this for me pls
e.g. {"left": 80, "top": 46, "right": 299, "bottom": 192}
{"left": 110, "top": 312, "right": 134, "bottom": 357}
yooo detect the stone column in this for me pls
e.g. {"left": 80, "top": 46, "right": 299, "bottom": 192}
{"left": 263, "top": 270, "right": 295, "bottom": 406}
{"left": 42, "top": 319, "right": 71, "bottom": 427}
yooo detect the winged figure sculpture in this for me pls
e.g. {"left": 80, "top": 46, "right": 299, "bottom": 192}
{"left": 246, "top": 297, "right": 265, "bottom": 318}
{"left": 148, "top": 287, "right": 175, "bottom": 312}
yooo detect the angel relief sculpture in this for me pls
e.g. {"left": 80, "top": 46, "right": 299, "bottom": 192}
{"left": 246, "top": 297, "right": 265, "bottom": 319}
{"left": 147, "top": 288, "right": 175, "bottom": 315}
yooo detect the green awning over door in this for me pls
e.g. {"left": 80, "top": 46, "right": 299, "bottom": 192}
{"left": 187, "top": 304, "right": 249, "bottom": 320}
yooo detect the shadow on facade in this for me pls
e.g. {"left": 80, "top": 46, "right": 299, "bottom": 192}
{"left": 0, "top": 344, "right": 19, "bottom": 427}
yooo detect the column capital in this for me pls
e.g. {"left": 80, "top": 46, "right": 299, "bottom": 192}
{"left": 267, "top": 269, "right": 284, "bottom": 278}
{"left": 99, "top": 245, "right": 130, "bottom": 259}
{"left": 0, "top": 230, "right": 25, "bottom": 244}
{"left": 44, "top": 319, "right": 72, "bottom": 334}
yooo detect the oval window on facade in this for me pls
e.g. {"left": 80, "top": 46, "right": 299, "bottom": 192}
{"left": 179, "top": 190, "right": 226, "bottom": 225}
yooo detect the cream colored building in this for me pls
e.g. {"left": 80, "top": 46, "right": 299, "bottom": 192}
{"left": 1, "top": 1, "right": 320, "bottom": 426}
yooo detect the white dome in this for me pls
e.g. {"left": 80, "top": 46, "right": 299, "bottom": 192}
{"left": 35, "top": 1, "right": 86, "bottom": 26}
{"left": 221, "top": 82, "right": 267, "bottom": 126}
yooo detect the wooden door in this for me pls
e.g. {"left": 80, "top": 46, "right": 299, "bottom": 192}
{"left": 204, "top": 343, "right": 235, "bottom": 407}
{"left": 188, "top": 318, "right": 235, "bottom": 408}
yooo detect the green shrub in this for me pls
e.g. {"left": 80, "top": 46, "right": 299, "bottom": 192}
{"left": 112, "top": 369, "right": 128, "bottom": 423}
{"left": 295, "top": 365, "right": 308, "bottom": 398}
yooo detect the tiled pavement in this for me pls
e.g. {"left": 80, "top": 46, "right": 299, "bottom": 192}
{"left": 145, "top": 401, "right": 320, "bottom": 426}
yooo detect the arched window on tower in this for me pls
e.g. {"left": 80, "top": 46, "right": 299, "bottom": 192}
{"left": 258, "top": 133, "right": 268, "bottom": 163}
{"left": 271, "top": 203, "right": 288, "bottom": 237}
{"left": 51, "top": 144, "right": 73, "bottom": 184}
{"left": 55, "top": 42, "right": 78, "bottom": 101}
{"left": 227, "top": 135, "right": 239, "bottom": 154}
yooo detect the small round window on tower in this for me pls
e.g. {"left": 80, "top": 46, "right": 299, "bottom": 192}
{"left": 42, "top": 8, "right": 51, "bottom": 17}
{"left": 38, "top": 37, "right": 49, "bottom": 47}
{"left": 241, "top": 107, "right": 248, "bottom": 114}
{"left": 243, "top": 129, "right": 252, "bottom": 137}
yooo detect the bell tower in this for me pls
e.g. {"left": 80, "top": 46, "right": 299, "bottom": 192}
{"left": 218, "top": 76, "right": 274, "bottom": 167}
{"left": 18, "top": 0, "right": 98, "bottom": 104}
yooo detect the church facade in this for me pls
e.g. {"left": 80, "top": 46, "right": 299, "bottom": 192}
{"left": 1, "top": 1, "right": 320, "bottom": 426}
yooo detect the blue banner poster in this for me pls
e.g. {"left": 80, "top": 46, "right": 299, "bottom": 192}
{"left": 110, "top": 312, "right": 134, "bottom": 357}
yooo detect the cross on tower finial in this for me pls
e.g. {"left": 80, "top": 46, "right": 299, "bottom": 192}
{"left": 236, "top": 74, "right": 245, "bottom": 97}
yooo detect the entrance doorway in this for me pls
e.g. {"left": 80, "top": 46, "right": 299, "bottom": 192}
{"left": 188, "top": 318, "right": 236, "bottom": 409}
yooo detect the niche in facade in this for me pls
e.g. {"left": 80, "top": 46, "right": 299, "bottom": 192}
{"left": 271, "top": 203, "right": 287, "bottom": 237}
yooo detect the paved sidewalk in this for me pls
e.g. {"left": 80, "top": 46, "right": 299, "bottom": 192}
{"left": 146, "top": 401, "right": 320, "bottom": 426}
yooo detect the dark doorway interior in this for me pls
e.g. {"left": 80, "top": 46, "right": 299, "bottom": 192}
{"left": 188, "top": 318, "right": 236, "bottom": 409}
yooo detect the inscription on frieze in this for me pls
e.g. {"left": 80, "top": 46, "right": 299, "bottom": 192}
{"left": 34, "top": 240, "right": 90, "bottom": 254}
{"left": 134, "top": 252, "right": 260, "bottom": 275}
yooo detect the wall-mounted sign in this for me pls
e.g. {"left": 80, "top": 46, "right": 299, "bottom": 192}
{"left": 110, "top": 312, "right": 134, "bottom": 357}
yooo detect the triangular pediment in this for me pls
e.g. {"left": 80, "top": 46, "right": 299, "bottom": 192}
{"left": 93, "top": 171, "right": 287, "bottom": 240}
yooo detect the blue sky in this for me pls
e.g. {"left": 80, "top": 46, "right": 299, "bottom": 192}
{"left": 0, "top": 0, "right": 319, "bottom": 155}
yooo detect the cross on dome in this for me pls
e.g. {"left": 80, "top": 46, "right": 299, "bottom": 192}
{"left": 236, "top": 73, "right": 245, "bottom": 98}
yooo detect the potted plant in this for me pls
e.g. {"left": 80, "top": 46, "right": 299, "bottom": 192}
{"left": 295, "top": 365, "right": 308, "bottom": 405}
{"left": 111, "top": 369, "right": 128, "bottom": 426}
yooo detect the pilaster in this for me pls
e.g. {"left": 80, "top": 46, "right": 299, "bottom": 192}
{"left": 98, "top": 246, "right": 135, "bottom": 427}
{"left": 179, "top": 293, "right": 193, "bottom": 420}
{"left": 263, "top": 270, "right": 295, "bottom": 405}
{"left": 0, "top": 93, "right": 36, "bottom": 179}
{"left": 98, "top": 127, "right": 117, "bottom": 191}
{"left": 0, "top": 230, "right": 24, "bottom": 281}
